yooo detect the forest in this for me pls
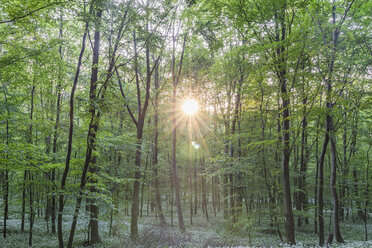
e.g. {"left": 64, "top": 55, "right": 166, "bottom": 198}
{"left": 0, "top": 0, "right": 371, "bottom": 247}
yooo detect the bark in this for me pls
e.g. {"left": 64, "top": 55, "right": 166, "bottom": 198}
{"left": 364, "top": 144, "right": 370, "bottom": 241}
{"left": 330, "top": 134, "right": 343, "bottom": 242}
{"left": 231, "top": 76, "right": 242, "bottom": 221}
{"left": 57, "top": 6, "right": 89, "bottom": 247}
{"left": 3, "top": 91, "right": 9, "bottom": 238}
{"left": 170, "top": 32, "right": 187, "bottom": 233}
{"left": 212, "top": 176, "right": 216, "bottom": 217}
{"left": 298, "top": 95, "right": 309, "bottom": 227}
{"left": 67, "top": 3, "right": 104, "bottom": 247}
{"left": 140, "top": 149, "right": 150, "bottom": 218}
{"left": 318, "top": 133, "right": 329, "bottom": 246}
{"left": 28, "top": 173, "right": 34, "bottom": 247}
{"left": 340, "top": 123, "right": 347, "bottom": 221}
{"left": 170, "top": 159, "right": 174, "bottom": 227}
{"left": 153, "top": 61, "right": 165, "bottom": 225}
{"left": 189, "top": 116, "right": 193, "bottom": 225}
{"left": 130, "top": 22, "right": 155, "bottom": 237}
{"left": 280, "top": 40, "right": 295, "bottom": 245}
{"left": 84, "top": 5, "right": 104, "bottom": 244}
{"left": 236, "top": 83, "right": 243, "bottom": 218}
{"left": 222, "top": 86, "right": 232, "bottom": 220}
{"left": 27, "top": 84, "right": 35, "bottom": 245}
{"left": 21, "top": 171, "right": 26, "bottom": 231}
{"left": 327, "top": 2, "right": 344, "bottom": 242}
{"left": 230, "top": 99, "right": 236, "bottom": 221}
{"left": 194, "top": 165, "right": 197, "bottom": 215}
{"left": 201, "top": 158, "right": 209, "bottom": 221}
{"left": 314, "top": 118, "right": 320, "bottom": 234}
{"left": 276, "top": 8, "right": 295, "bottom": 244}
{"left": 130, "top": 31, "right": 144, "bottom": 239}
{"left": 3, "top": 165, "right": 9, "bottom": 238}
{"left": 51, "top": 11, "right": 63, "bottom": 234}
{"left": 171, "top": 85, "right": 185, "bottom": 232}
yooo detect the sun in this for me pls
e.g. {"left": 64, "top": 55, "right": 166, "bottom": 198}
{"left": 182, "top": 99, "right": 198, "bottom": 116}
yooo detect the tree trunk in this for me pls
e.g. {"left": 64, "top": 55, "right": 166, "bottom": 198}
{"left": 57, "top": 9, "right": 89, "bottom": 248}
{"left": 194, "top": 165, "right": 197, "bottom": 215}
{"left": 28, "top": 173, "right": 34, "bottom": 247}
{"left": 27, "top": 84, "right": 35, "bottom": 246}
{"left": 140, "top": 149, "right": 150, "bottom": 218}
{"left": 3, "top": 91, "right": 10, "bottom": 238}
{"left": 364, "top": 144, "right": 370, "bottom": 241}
{"left": 276, "top": 8, "right": 295, "bottom": 243}
{"left": 318, "top": 132, "right": 329, "bottom": 246}
{"left": 170, "top": 32, "right": 186, "bottom": 233}
{"left": 327, "top": 2, "right": 343, "bottom": 243}
{"left": 171, "top": 85, "right": 185, "bottom": 232}
{"left": 314, "top": 118, "right": 320, "bottom": 234}
{"left": 153, "top": 62, "right": 165, "bottom": 225}
{"left": 188, "top": 115, "right": 193, "bottom": 225}
{"left": 86, "top": 5, "right": 104, "bottom": 244}
{"left": 298, "top": 95, "right": 308, "bottom": 226}
{"left": 67, "top": 4, "right": 104, "bottom": 247}
{"left": 201, "top": 158, "right": 209, "bottom": 221}
{"left": 330, "top": 134, "right": 344, "bottom": 242}
{"left": 51, "top": 11, "right": 63, "bottom": 235}
{"left": 130, "top": 23, "right": 154, "bottom": 238}
{"left": 21, "top": 171, "right": 26, "bottom": 232}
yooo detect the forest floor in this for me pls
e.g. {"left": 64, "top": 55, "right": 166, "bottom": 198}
{"left": 0, "top": 209, "right": 371, "bottom": 248}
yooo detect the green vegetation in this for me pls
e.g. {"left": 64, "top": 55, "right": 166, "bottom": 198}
{"left": 0, "top": 0, "right": 371, "bottom": 247}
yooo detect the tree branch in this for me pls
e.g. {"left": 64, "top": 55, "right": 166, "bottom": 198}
{"left": 0, "top": 1, "right": 70, "bottom": 24}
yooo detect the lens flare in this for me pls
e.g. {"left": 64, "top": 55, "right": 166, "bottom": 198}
{"left": 182, "top": 99, "right": 198, "bottom": 115}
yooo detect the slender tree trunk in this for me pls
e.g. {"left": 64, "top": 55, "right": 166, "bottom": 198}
{"left": 27, "top": 84, "right": 35, "bottom": 245}
{"left": 318, "top": 132, "right": 329, "bottom": 246}
{"left": 340, "top": 123, "right": 347, "bottom": 221}
{"left": 212, "top": 176, "right": 216, "bottom": 217}
{"left": 51, "top": 11, "right": 63, "bottom": 234}
{"left": 189, "top": 116, "right": 193, "bottom": 225}
{"left": 276, "top": 9, "right": 295, "bottom": 243}
{"left": 140, "top": 150, "right": 150, "bottom": 218}
{"left": 153, "top": 62, "right": 165, "bottom": 225}
{"left": 67, "top": 4, "right": 104, "bottom": 247}
{"left": 28, "top": 173, "right": 34, "bottom": 247}
{"left": 327, "top": 2, "right": 343, "bottom": 243}
{"left": 170, "top": 32, "right": 186, "bottom": 233}
{"left": 364, "top": 144, "right": 370, "bottom": 241}
{"left": 201, "top": 158, "right": 209, "bottom": 221}
{"left": 298, "top": 95, "right": 308, "bottom": 226}
{"left": 230, "top": 122, "right": 235, "bottom": 221}
{"left": 281, "top": 76, "right": 295, "bottom": 244}
{"left": 86, "top": 5, "right": 104, "bottom": 244}
{"left": 194, "top": 165, "right": 197, "bottom": 215}
{"left": 314, "top": 118, "right": 320, "bottom": 234}
{"left": 57, "top": 7, "right": 89, "bottom": 247}
{"left": 170, "top": 161, "right": 174, "bottom": 227}
{"left": 130, "top": 22, "right": 154, "bottom": 238}
{"left": 21, "top": 170, "right": 26, "bottom": 231}
{"left": 171, "top": 86, "right": 184, "bottom": 232}
{"left": 3, "top": 91, "right": 10, "bottom": 238}
{"left": 3, "top": 164, "right": 9, "bottom": 238}
{"left": 330, "top": 134, "right": 343, "bottom": 242}
{"left": 130, "top": 32, "right": 143, "bottom": 239}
